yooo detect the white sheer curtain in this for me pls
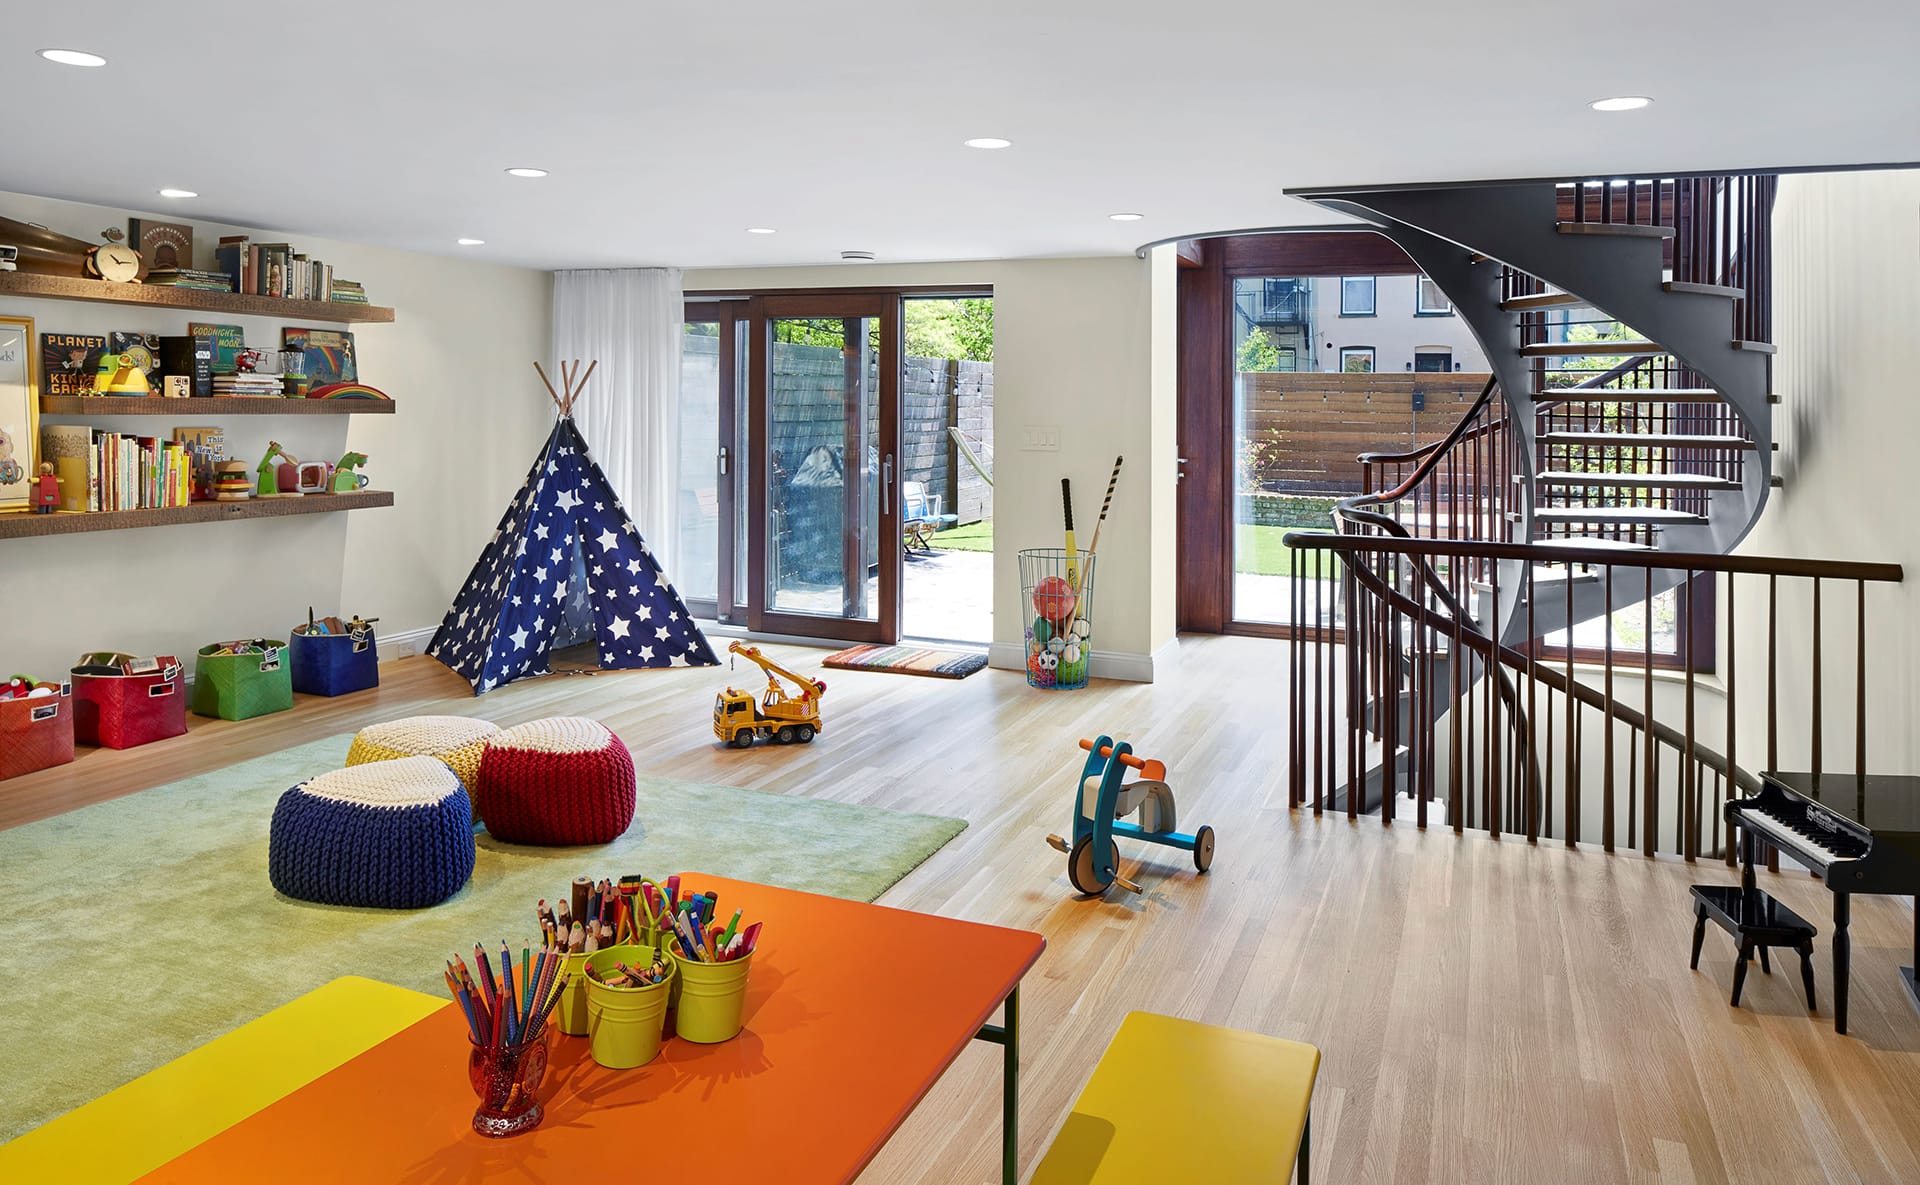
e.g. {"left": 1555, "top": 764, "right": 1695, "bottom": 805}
{"left": 550, "top": 267, "right": 685, "bottom": 575}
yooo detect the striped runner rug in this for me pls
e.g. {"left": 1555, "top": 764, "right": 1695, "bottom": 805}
{"left": 823, "top": 644, "right": 989, "bottom": 680}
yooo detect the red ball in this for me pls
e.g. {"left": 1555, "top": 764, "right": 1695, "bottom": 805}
{"left": 1031, "top": 576, "right": 1078, "bottom": 624}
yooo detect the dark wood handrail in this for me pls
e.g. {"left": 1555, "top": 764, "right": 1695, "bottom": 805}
{"left": 1283, "top": 532, "right": 1904, "bottom": 584}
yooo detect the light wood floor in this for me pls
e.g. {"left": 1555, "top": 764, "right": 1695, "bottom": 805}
{"left": 8, "top": 634, "right": 1920, "bottom": 1184}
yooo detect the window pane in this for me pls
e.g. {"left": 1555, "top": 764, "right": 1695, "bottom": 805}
{"left": 1417, "top": 275, "right": 1451, "bottom": 314}
{"left": 1340, "top": 276, "right": 1375, "bottom": 315}
{"left": 678, "top": 322, "right": 720, "bottom": 603}
{"left": 1340, "top": 348, "right": 1375, "bottom": 373}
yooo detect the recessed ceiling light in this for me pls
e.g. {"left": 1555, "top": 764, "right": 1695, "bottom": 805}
{"left": 504, "top": 167, "right": 548, "bottom": 178}
{"left": 38, "top": 48, "right": 106, "bottom": 67}
{"left": 841, "top": 250, "right": 876, "bottom": 262}
{"left": 964, "top": 137, "right": 1012, "bottom": 150}
{"left": 456, "top": 238, "right": 485, "bottom": 246}
{"left": 746, "top": 227, "right": 777, "bottom": 235}
{"left": 1589, "top": 96, "right": 1652, "bottom": 112}
{"left": 1108, "top": 212, "right": 1145, "bottom": 222}
{"left": 157, "top": 188, "right": 198, "bottom": 199}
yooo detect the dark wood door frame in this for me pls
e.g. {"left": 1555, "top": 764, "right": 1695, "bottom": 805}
{"left": 747, "top": 294, "right": 902, "bottom": 643}
{"left": 1176, "top": 231, "right": 1426, "bottom": 636}
{"left": 683, "top": 299, "right": 747, "bottom": 624}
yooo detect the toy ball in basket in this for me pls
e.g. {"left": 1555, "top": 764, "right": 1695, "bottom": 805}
{"left": 291, "top": 610, "right": 379, "bottom": 697}
{"left": 70, "top": 653, "right": 187, "bottom": 749}
{"left": 192, "top": 639, "right": 294, "bottom": 721}
{"left": 0, "top": 676, "right": 75, "bottom": 781}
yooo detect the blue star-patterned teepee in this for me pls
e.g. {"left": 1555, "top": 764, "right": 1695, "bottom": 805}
{"left": 428, "top": 360, "right": 717, "bottom": 694}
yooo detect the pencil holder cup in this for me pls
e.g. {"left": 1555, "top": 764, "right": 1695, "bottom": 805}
{"left": 467, "top": 1027, "right": 551, "bottom": 1138}
{"left": 1018, "top": 549, "right": 1094, "bottom": 691}
{"left": 666, "top": 949, "right": 754, "bottom": 1044}
{"left": 555, "top": 950, "right": 591, "bottom": 1037}
{"left": 583, "top": 946, "right": 675, "bottom": 1070}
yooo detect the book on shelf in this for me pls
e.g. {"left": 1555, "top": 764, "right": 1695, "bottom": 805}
{"left": 211, "top": 374, "right": 285, "bottom": 398}
{"left": 146, "top": 268, "right": 234, "bottom": 291}
{"left": 129, "top": 219, "right": 194, "bottom": 273}
{"left": 186, "top": 322, "right": 245, "bottom": 373}
{"left": 214, "top": 235, "right": 248, "bottom": 293}
{"left": 68, "top": 429, "right": 191, "bottom": 512}
{"left": 39, "top": 424, "right": 91, "bottom": 512}
{"left": 107, "top": 332, "right": 161, "bottom": 385}
{"left": 41, "top": 333, "right": 106, "bottom": 395}
{"left": 157, "top": 334, "right": 214, "bottom": 397}
{"left": 171, "top": 425, "right": 226, "bottom": 502}
{"left": 281, "top": 326, "right": 357, "bottom": 395}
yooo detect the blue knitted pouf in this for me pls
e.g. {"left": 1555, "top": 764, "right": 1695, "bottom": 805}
{"left": 268, "top": 756, "right": 476, "bottom": 909}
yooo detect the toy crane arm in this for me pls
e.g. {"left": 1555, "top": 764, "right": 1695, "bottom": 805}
{"left": 727, "top": 641, "right": 826, "bottom": 699}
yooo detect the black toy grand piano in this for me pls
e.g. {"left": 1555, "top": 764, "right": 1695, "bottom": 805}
{"left": 1726, "top": 771, "right": 1920, "bottom": 1033}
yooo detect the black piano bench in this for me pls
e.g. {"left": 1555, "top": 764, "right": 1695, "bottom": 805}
{"left": 1690, "top": 885, "right": 1819, "bottom": 1010}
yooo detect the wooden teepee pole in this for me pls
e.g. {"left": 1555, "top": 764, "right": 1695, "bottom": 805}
{"left": 533, "top": 361, "right": 565, "bottom": 413}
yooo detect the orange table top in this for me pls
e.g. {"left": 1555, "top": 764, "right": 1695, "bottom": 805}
{"left": 136, "top": 874, "right": 1044, "bottom": 1185}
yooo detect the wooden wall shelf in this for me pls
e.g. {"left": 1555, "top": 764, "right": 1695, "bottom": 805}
{"left": 0, "top": 271, "right": 395, "bottom": 324}
{"left": 39, "top": 396, "right": 394, "bottom": 416}
{"left": 0, "top": 490, "right": 394, "bottom": 540}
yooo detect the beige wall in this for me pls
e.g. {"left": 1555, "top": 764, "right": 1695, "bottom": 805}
{"left": 0, "top": 191, "right": 552, "bottom": 677}
{"left": 686, "top": 254, "right": 1177, "bottom": 677}
{"left": 1730, "top": 169, "right": 1920, "bottom": 777}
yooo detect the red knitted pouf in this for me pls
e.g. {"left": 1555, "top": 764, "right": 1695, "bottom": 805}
{"left": 475, "top": 717, "right": 637, "bottom": 845}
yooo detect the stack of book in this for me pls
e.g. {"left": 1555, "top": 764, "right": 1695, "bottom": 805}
{"left": 213, "top": 235, "right": 367, "bottom": 304}
{"left": 40, "top": 425, "right": 190, "bottom": 512}
{"left": 144, "top": 268, "right": 235, "bottom": 292}
{"left": 212, "top": 373, "right": 285, "bottom": 398}
{"left": 329, "top": 280, "right": 369, "bottom": 305}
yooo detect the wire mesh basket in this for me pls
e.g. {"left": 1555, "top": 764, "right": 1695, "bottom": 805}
{"left": 1018, "top": 548, "right": 1095, "bottom": 690}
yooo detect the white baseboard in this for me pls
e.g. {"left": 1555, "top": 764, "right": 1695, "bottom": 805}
{"left": 376, "top": 625, "right": 440, "bottom": 663}
{"left": 988, "top": 636, "right": 1176, "bottom": 684}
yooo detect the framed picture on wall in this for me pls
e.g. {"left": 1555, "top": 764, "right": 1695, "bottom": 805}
{"left": 0, "top": 314, "right": 36, "bottom": 514}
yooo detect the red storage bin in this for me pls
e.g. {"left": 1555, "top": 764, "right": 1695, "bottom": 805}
{"left": 0, "top": 681, "right": 75, "bottom": 780}
{"left": 71, "top": 654, "right": 188, "bottom": 749}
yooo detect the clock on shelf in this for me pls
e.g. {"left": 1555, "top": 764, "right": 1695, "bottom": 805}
{"left": 85, "top": 228, "right": 142, "bottom": 284}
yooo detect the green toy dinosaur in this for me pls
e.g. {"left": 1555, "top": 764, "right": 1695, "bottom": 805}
{"left": 331, "top": 451, "right": 370, "bottom": 493}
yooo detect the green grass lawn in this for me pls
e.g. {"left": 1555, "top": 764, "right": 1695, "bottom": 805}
{"left": 927, "top": 519, "right": 1337, "bottom": 578}
{"left": 1236, "top": 524, "right": 1341, "bottom": 578}
{"left": 928, "top": 519, "right": 994, "bottom": 552}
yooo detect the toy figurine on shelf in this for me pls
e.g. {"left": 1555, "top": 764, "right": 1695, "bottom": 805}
{"left": 32, "top": 462, "right": 63, "bottom": 513}
{"left": 234, "top": 348, "right": 263, "bottom": 373}
{"left": 213, "top": 460, "right": 252, "bottom": 501}
{"left": 331, "top": 451, "right": 369, "bottom": 493}
{"left": 256, "top": 440, "right": 300, "bottom": 498}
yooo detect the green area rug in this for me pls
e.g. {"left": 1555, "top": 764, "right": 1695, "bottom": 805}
{"left": 0, "top": 735, "right": 966, "bottom": 1142}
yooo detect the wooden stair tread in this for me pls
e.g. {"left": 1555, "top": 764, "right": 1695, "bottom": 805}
{"left": 1501, "top": 291, "right": 1585, "bottom": 311}
{"left": 1557, "top": 221, "right": 1677, "bottom": 240}
{"left": 1664, "top": 281, "right": 1745, "bottom": 300}
{"left": 1538, "top": 431, "right": 1754, "bottom": 450}
{"left": 1533, "top": 387, "right": 1722, "bottom": 403}
{"left": 1732, "top": 339, "right": 1777, "bottom": 354}
{"left": 1533, "top": 507, "right": 1708, "bottom": 525}
{"left": 1535, "top": 471, "right": 1742, "bottom": 491}
{"left": 1533, "top": 536, "right": 1657, "bottom": 552}
{"left": 1521, "top": 340, "right": 1666, "bottom": 357}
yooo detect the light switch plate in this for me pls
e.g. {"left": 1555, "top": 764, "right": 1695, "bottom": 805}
{"left": 1022, "top": 425, "right": 1061, "bottom": 451}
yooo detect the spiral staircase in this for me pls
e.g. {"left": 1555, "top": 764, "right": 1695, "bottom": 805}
{"left": 1286, "top": 175, "right": 1777, "bottom": 815}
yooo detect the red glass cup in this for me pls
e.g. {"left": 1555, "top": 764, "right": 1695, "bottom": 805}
{"left": 466, "top": 1028, "right": 552, "bottom": 1138}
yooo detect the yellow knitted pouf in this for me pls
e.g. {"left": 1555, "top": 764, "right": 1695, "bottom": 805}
{"left": 345, "top": 715, "right": 501, "bottom": 796}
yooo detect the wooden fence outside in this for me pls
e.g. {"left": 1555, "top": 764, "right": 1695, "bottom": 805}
{"left": 1240, "top": 371, "right": 1491, "bottom": 494}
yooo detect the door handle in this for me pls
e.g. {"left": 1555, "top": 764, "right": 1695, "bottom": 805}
{"left": 718, "top": 445, "right": 729, "bottom": 476}
{"left": 882, "top": 454, "right": 893, "bottom": 514}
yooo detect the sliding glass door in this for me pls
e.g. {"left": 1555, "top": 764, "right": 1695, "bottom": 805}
{"left": 749, "top": 295, "right": 901, "bottom": 641}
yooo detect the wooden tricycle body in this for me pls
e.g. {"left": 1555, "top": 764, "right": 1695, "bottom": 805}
{"left": 1047, "top": 734, "right": 1215, "bottom": 895}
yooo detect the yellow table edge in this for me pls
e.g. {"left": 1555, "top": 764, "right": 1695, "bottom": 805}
{"left": 0, "top": 975, "right": 441, "bottom": 1185}
{"left": 1032, "top": 1010, "right": 1321, "bottom": 1184}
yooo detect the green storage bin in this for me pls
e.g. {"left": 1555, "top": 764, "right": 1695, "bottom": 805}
{"left": 192, "top": 641, "right": 294, "bottom": 721}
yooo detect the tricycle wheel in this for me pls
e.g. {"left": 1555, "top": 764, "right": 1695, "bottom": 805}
{"left": 796, "top": 724, "right": 815, "bottom": 743}
{"left": 1067, "top": 835, "right": 1118, "bottom": 896}
{"left": 1193, "top": 825, "right": 1216, "bottom": 873}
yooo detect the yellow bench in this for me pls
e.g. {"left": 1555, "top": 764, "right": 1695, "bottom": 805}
{"left": 1032, "top": 1011, "right": 1320, "bottom": 1184}
{"left": 0, "top": 975, "right": 441, "bottom": 1185}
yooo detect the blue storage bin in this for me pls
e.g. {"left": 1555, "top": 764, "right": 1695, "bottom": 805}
{"left": 290, "top": 623, "right": 379, "bottom": 697}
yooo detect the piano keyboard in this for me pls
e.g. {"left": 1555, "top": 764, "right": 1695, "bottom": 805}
{"left": 1730, "top": 804, "right": 1871, "bottom": 868}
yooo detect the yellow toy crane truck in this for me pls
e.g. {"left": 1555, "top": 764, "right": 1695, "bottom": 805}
{"left": 712, "top": 641, "right": 826, "bottom": 748}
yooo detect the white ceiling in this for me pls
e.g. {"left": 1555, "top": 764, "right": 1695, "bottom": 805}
{"left": 8, "top": 1, "right": 1918, "bottom": 271}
